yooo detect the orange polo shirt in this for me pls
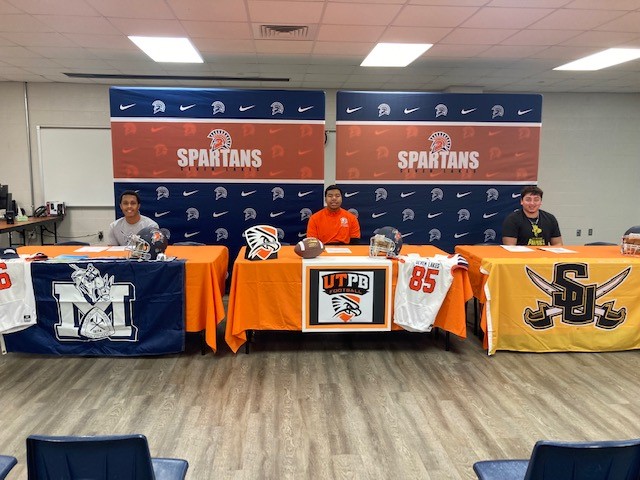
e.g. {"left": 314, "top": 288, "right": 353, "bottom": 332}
{"left": 306, "top": 207, "right": 360, "bottom": 244}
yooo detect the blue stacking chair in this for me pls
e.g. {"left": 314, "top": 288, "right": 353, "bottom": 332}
{"left": 26, "top": 434, "right": 188, "bottom": 480}
{"left": 473, "top": 439, "right": 640, "bottom": 480}
{"left": 0, "top": 455, "right": 17, "bottom": 480}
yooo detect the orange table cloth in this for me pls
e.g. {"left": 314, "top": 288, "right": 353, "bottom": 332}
{"left": 17, "top": 245, "right": 229, "bottom": 351}
{"left": 226, "top": 245, "right": 473, "bottom": 353}
{"left": 455, "top": 245, "right": 640, "bottom": 355}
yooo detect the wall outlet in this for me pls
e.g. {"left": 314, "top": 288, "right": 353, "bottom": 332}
{"left": 588, "top": 228, "right": 593, "bottom": 236}
{"left": 576, "top": 229, "right": 581, "bottom": 237}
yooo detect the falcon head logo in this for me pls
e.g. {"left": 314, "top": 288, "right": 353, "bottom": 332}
{"left": 332, "top": 294, "right": 362, "bottom": 322}
{"left": 243, "top": 225, "right": 281, "bottom": 260}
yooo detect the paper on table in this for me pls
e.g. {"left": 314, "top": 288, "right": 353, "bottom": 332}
{"left": 501, "top": 245, "right": 534, "bottom": 252}
{"left": 538, "top": 247, "right": 577, "bottom": 253}
{"left": 325, "top": 247, "right": 351, "bottom": 254}
{"left": 75, "top": 246, "right": 108, "bottom": 252}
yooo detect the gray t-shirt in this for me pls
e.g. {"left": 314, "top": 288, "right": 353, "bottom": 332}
{"left": 106, "top": 215, "right": 159, "bottom": 246}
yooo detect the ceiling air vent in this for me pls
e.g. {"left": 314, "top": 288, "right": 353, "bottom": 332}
{"left": 260, "top": 25, "right": 309, "bottom": 39}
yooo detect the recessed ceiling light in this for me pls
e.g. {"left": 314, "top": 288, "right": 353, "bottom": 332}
{"left": 128, "top": 36, "right": 204, "bottom": 63}
{"left": 361, "top": 43, "right": 433, "bottom": 67}
{"left": 554, "top": 48, "right": 640, "bottom": 71}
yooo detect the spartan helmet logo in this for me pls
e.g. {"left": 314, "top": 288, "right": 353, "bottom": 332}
{"left": 244, "top": 208, "right": 257, "bottom": 221}
{"left": 300, "top": 208, "right": 312, "bottom": 221}
{"left": 214, "top": 186, "right": 227, "bottom": 200}
{"left": 152, "top": 100, "right": 165, "bottom": 114}
{"left": 271, "top": 102, "right": 284, "bottom": 115}
{"left": 70, "top": 263, "right": 114, "bottom": 304}
{"left": 486, "top": 188, "right": 499, "bottom": 201}
{"left": 402, "top": 209, "right": 415, "bottom": 221}
{"left": 208, "top": 129, "right": 232, "bottom": 151}
{"left": 431, "top": 188, "right": 444, "bottom": 201}
{"left": 156, "top": 186, "right": 169, "bottom": 200}
{"left": 348, "top": 208, "right": 359, "bottom": 218}
{"left": 435, "top": 104, "right": 448, "bottom": 117}
{"left": 375, "top": 188, "right": 388, "bottom": 201}
{"left": 484, "top": 229, "right": 497, "bottom": 242}
{"left": 215, "top": 228, "right": 228, "bottom": 241}
{"left": 378, "top": 103, "right": 391, "bottom": 117}
{"left": 429, "top": 228, "right": 441, "bottom": 242}
{"left": 429, "top": 131, "right": 452, "bottom": 153}
{"left": 211, "top": 101, "right": 225, "bottom": 115}
{"left": 458, "top": 209, "right": 471, "bottom": 221}
{"left": 186, "top": 208, "right": 199, "bottom": 221}
{"left": 272, "top": 187, "right": 285, "bottom": 200}
{"left": 491, "top": 104, "right": 504, "bottom": 119}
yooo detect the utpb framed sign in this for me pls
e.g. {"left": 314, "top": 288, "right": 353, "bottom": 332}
{"left": 302, "top": 256, "right": 392, "bottom": 332}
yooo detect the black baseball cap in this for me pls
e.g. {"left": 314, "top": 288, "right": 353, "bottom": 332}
{"left": 0, "top": 248, "right": 19, "bottom": 259}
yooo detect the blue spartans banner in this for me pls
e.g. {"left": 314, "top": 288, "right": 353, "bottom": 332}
{"left": 336, "top": 91, "right": 542, "bottom": 252}
{"left": 109, "top": 87, "right": 326, "bottom": 274}
{"left": 3, "top": 260, "right": 185, "bottom": 356}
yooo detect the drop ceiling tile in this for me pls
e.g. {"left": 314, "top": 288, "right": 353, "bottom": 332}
{"left": 247, "top": 0, "right": 324, "bottom": 24}
{"left": 393, "top": 5, "right": 479, "bottom": 27}
{"left": 322, "top": 2, "right": 402, "bottom": 25}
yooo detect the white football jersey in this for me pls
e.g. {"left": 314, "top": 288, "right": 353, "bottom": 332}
{"left": 0, "top": 258, "right": 37, "bottom": 335}
{"left": 394, "top": 254, "right": 468, "bottom": 332}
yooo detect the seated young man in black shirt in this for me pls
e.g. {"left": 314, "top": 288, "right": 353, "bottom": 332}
{"left": 502, "top": 185, "right": 562, "bottom": 246}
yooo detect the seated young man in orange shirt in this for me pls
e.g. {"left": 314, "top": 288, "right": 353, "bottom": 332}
{"left": 306, "top": 185, "right": 361, "bottom": 244}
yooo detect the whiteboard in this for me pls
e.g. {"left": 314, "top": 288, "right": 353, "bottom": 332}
{"left": 37, "top": 126, "right": 114, "bottom": 207}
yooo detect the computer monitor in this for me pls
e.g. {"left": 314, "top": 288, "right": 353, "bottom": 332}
{"left": 0, "top": 184, "right": 12, "bottom": 218}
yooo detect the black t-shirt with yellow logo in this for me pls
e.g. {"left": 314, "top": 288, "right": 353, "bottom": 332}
{"left": 502, "top": 209, "right": 561, "bottom": 246}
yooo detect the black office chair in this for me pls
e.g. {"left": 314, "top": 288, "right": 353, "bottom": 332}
{"left": 172, "top": 241, "right": 205, "bottom": 246}
{"left": 55, "top": 241, "right": 90, "bottom": 246}
{"left": 473, "top": 438, "right": 640, "bottom": 480}
{"left": 584, "top": 242, "right": 617, "bottom": 246}
{"left": 0, "top": 455, "right": 17, "bottom": 480}
{"left": 26, "top": 434, "right": 189, "bottom": 480}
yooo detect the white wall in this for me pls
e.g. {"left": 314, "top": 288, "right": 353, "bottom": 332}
{"left": 1, "top": 82, "right": 638, "bottom": 247}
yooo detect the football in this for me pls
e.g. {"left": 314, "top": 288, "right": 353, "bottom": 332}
{"left": 294, "top": 237, "right": 325, "bottom": 258}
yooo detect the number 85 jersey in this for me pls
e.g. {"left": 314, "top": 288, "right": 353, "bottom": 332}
{"left": 393, "top": 254, "right": 468, "bottom": 332}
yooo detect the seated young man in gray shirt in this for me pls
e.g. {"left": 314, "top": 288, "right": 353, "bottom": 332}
{"left": 106, "top": 190, "right": 159, "bottom": 246}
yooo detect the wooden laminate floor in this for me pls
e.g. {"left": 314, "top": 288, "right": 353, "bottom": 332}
{"left": 2, "top": 313, "right": 640, "bottom": 479}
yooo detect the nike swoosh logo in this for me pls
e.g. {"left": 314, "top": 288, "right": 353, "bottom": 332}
{"left": 518, "top": 109, "right": 533, "bottom": 115}
{"left": 154, "top": 211, "right": 171, "bottom": 217}
{"left": 344, "top": 191, "right": 359, "bottom": 198}
{"left": 461, "top": 108, "right": 477, "bottom": 115}
{"left": 184, "top": 232, "right": 200, "bottom": 238}
{"left": 239, "top": 105, "right": 255, "bottom": 112}
{"left": 488, "top": 130, "right": 501, "bottom": 136}
{"left": 345, "top": 150, "right": 359, "bottom": 157}
{"left": 152, "top": 170, "right": 167, "bottom": 176}
{"left": 454, "top": 232, "right": 470, "bottom": 238}
{"left": 512, "top": 193, "right": 521, "bottom": 198}
{"left": 179, "top": 104, "right": 196, "bottom": 111}
{"left": 346, "top": 107, "right": 363, "bottom": 114}
{"left": 483, "top": 212, "right": 499, "bottom": 219}
{"left": 373, "top": 172, "right": 387, "bottom": 177}
{"left": 400, "top": 192, "right": 415, "bottom": 198}
{"left": 270, "top": 171, "right": 284, "bottom": 176}
{"left": 374, "top": 129, "right": 389, "bottom": 135}
{"left": 404, "top": 107, "right": 419, "bottom": 114}
{"left": 485, "top": 172, "right": 500, "bottom": 178}
{"left": 241, "top": 190, "right": 257, "bottom": 197}
{"left": 456, "top": 192, "right": 472, "bottom": 198}
{"left": 150, "top": 127, "right": 166, "bottom": 133}
{"left": 298, "top": 191, "right": 313, "bottom": 197}
{"left": 119, "top": 103, "right": 135, "bottom": 110}
{"left": 430, "top": 171, "right": 443, "bottom": 178}
{"left": 427, "top": 212, "right": 443, "bottom": 219}
{"left": 183, "top": 190, "right": 198, "bottom": 196}
{"left": 371, "top": 212, "right": 387, "bottom": 218}
{"left": 212, "top": 211, "right": 229, "bottom": 218}
{"left": 401, "top": 232, "right": 414, "bottom": 238}
{"left": 298, "top": 149, "right": 313, "bottom": 155}
{"left": 298, "top": 106, "right": 313, "bottom": 113}
{"left": 269, "top": 128, "right": 283, "bottom": 134}
{"left": 270, "top": 211, "right": 285, "bottom": 218}
{"left": 515, "top": 152, "right": 527, "bottom": 157}
{"left": 298, "top": 232, "right": 307, "bottom": 238}
{"left": 122, "top": 147, "right": 137, "bottom": 154}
